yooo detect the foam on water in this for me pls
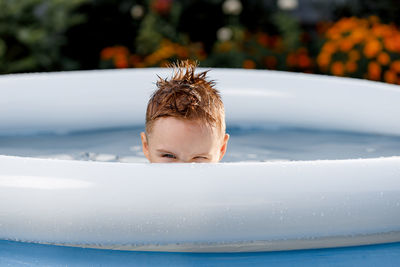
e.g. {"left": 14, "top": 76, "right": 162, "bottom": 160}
{"left": 0, "top": 125, "right": 400, "bottom": 163}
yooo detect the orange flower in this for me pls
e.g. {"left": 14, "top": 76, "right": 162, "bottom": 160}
{"left": 327, "top": 32, "right": 342, "bottom": 41}
{"left": 391, "top": 60, "right": 400, "bottom": 72}
{"left": 100, "top": 47, "right": 114, "bottom": 60}
{"left": 384, "top": 70, "right": 397, "bottom": 84}
{"left": 243, "top": 59, "right": 256, "bottom": 69}
{"left": 359, "top": 18, "right": 369, "bottom": 28}
{"left": 114, "top": 46, "right": 129, "bottom": 55}
{"left": 316, "top": 21, "right": 333, "bottom": 35}
{"left": 151, "top": 0, "right": 172, "bottom": 15}
{"left": 377, "top": 52, "right": 390, "bottom": 65}
{"left": 286, "top": 53, "right": 297, "bottom": 67}
{"left": 265, "top": 56, "right": 277, "bottom": 69}
{"left": 384, "top": 34, "right": 400, "bottom": 53}
{"left": 384, "top": 37, "right": 397, "bottom": 52}
{"left": 298, "top": 54, "right": 312, "bottom": 68}
{"left": 368, "top": 15, "right": 380, "bottom": 25}
{"left": 331, "top": 61, "right": 345, "bottom": 76}
{"left": 368, "top": 61, "right": 381, "bottom": 80}
{"left": 393, "top": 35, "right": 400, "bottom": 52}
{"left": 297, "top": 47, "right": 308, "bottom": 54}
{"left": 114, "top": 55, "right": 129, "bottom": 68}
{"left": 338, "top": 17, "right": 358, "bottom": 31}
{"left": 130, "top": 55, "right": 142, "bottom": 67}
{"left": 317, "top": 53, "right": 331, "bottom": 68}
{"left": 322, "top": 42, "right": 337, "bottom": 54}
{"left": 100, "top": 46, "right": 129, "bottom": 61}
{"left": 217, "top": 41, "right": 233, "bottom": 52}
{"left": 134, "top": 62, "right": 146, "bottom": 68}
{"left": 364, "top": 39, "right": 382, "bottom": 58}
{"left": 372, "top": 24, "right": 391, "bottom": 38}
{"left": 348, "top": 50, "right": 360, "bottom": 61}
{"left": 196, "top": 48, "right": 207, "bottom": 61}
{"left": 176, "top": 47, "right": 189, "bottom": 59}
{"left": 326, "top": 25, "right": 342, "bottom": 40}
{"left": 339, "top": 39, "right": 354, "bottom": 52}
{"left": 273, "top": 37, "right": 284, "bottom": 51}
{"left": 318, "top": 16, "right": 400, "bottom": 80}
{"left": 257, "top": 33, "right": 269, "bottom": 47}
{"left": 350, "top": 28, "right": 366, "bottom": 44}
{"left": 346, "top": 61, "right": 357, "bottom": 73}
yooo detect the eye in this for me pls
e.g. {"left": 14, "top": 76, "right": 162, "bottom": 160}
{"left": 194, "top": 156, "right": 207, "bottom": 160}
{"left": 162, "top": 153, "right": 176, "bottom": 159}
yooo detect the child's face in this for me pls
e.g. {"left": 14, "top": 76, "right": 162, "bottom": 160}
{"left": 140, "top": 117, "right": 229, "bottom": 163}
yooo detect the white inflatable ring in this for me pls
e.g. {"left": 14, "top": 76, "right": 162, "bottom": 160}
{"left": 0, "top": 68, "right": 399, "bottom": 252}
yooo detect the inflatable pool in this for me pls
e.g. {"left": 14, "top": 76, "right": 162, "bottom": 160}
{"left": 0, "top": 69, "right": 400, "bottom": 264}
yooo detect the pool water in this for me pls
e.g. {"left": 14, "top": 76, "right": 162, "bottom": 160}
{"left": 1, "top": 126, "right": 400, "bottom": 266}
{"left": 0, "top": 125, "right": 400, "bottom": 162}
{"left": 1, "top": 240, "right": 399, "bottom": 266}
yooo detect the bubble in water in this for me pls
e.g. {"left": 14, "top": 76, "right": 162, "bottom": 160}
{"left": 94, "top": 154, "right": 116, "bottom": 162}
{"left": 119, "top": 156, "right": 147, "bottom": 163}
{"left": 130, "top": 145, "right": 141, "bottom": 152}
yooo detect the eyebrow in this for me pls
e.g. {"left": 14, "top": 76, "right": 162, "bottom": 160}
{"left": 156, "top": 149, "right": 211, "bottom": 157}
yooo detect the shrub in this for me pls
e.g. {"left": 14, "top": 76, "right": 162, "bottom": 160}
{"left": 317, "top": 16, "right": 400, "bottom": 84}
{"left": 0, "top": 0, "right": 88, "bottom": 74}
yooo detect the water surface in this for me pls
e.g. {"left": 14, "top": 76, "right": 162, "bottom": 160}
{"left": 1, "top": 125, "right": 399, "bottom": 162}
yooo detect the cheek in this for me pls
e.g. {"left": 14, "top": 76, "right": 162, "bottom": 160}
{"left": 209, "top": 156, "right": 220, "bottom": 163}
{"left": 148, "top": 156, "right": 167, "bottom": 163}
{"left": 156, "top": 156, "right": 175, "bottom": 163}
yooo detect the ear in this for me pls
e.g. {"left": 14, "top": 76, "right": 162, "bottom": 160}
{"left": 140, "top": 132, "right": 150, "bottom": 161}
{"left": 218, "top": 133, "right": 230, "bottom": 161}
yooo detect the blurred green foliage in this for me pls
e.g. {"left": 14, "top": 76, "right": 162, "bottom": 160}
{"left": 135, "top": 0, "right": 183, "bottom": 55}
{"left": 272, "top": 12, "right": 301, "bottom": 51}
{"left": 0, "top": 0, "right": 88, "bottom": 74}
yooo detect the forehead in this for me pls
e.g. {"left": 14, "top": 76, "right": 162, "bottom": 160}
{"left": 150, "top": 116, "right": 214, "bottom": 138}
{"left": 148, "top": 117, "right": 219, "bottom": 153}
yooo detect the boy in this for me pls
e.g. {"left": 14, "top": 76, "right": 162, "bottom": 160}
{"left": 140, "top": 60, "right": 229, "bottom": 163}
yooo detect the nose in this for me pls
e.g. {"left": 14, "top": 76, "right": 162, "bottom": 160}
{"left": 175, "top": 158, "right": 192, "bottom": 163}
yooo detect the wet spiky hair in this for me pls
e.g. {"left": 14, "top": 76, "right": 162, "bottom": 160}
{"left": 145, "top": 60, "right": 225, "bottom": 138}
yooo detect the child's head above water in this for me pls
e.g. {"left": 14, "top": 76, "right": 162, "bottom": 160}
{"left": 140, "top": 60, "right": 229, "bottom": 163}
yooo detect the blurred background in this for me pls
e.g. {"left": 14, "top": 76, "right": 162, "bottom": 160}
{"left": 1, "top": 0, "right": 400, "bottom": 84}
